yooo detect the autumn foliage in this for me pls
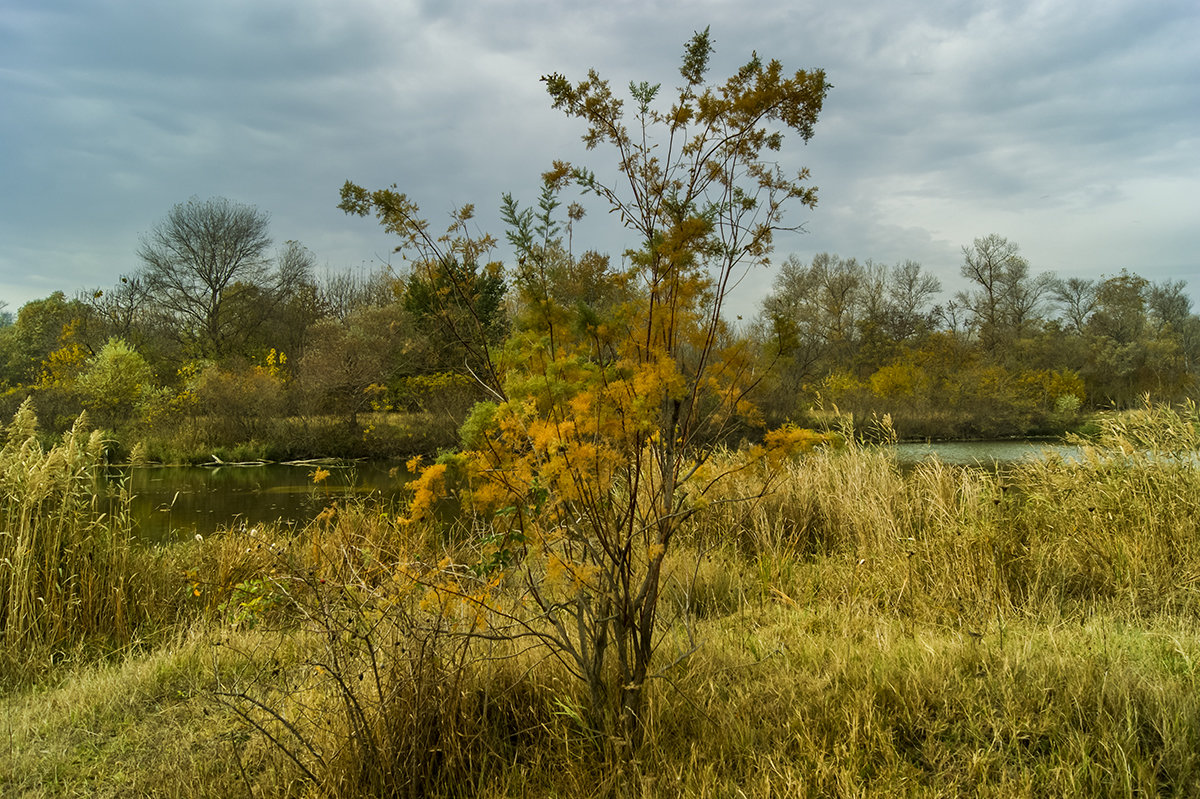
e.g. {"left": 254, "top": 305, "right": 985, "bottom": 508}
{"left": 340, "top": 28, "right": 832, "bottom": 753}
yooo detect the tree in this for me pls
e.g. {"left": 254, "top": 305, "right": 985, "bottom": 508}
{"left": 137, "top": 197, "right": 314, "bottom": 360}
{"left": 755, "top": 254, "right": 940, "bottom": 419}
{"left": 190, "top": 360, "right": 287, "bottom": 444}
{"left": 316, "top": 265, "right": 398, "bottom": 323}
{"left": 1148, "top": 280, "right": 1200, "bottom": 381}
{"left": 757, "top": 253, "right": 866, "bottom": 412}
{"left": 338, "top": 192, "right": 508, "bottom": 390}
{"left": 76, "top": 338, "right": 155, "bottom": 429}
{"left": 1051, "top": 276, "right": 1098, "bottom": 334}
{"left": 1080, "top": 271, "right": 1196, "bottom": 405}
{"left": 401, "top": 250, "right": 507, "bottom": 378}
{"left": 1089, "top": 271, "right": 1148, "bottom": 346}
{"left": 883, "top": 259, "right": 942, "bottom": 341}
{"left": 357, "top": 28, "right": 829, "bottom": 759}
{"left": 0, "top": 292, "right": 89, "bottom": 388}
{"left": 296, "top": 304, "right": 403, "bottom": 427}
{"left": 956, "top": 234, "right": 1054, "bottom": 358}
{"left": 528, "top": 30, "right": 827, "bottom": 750}
{"left": 224, "top": 241, "right": 324, "bottom": 368}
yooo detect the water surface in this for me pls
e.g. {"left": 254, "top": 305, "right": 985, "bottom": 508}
{"left": 891, "top": 440, "right": 1083, "bottom": 468}
{"left": 118, "top": 441, "right": 1087, "bottom": 542}
{"left": 116, "top": 462, "right": 410, "bottom": 543}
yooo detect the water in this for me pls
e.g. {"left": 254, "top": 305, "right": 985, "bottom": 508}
{"left": 112, "top": 462, "right": 412, "bottom": 543}
{"left": 891, "top": 440, "right": 1083, "bottom": 468}
{"left": 114, "top": 442, "right": 1085, "bottom": 542}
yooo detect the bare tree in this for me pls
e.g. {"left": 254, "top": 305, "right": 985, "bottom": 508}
{"left": 956, "top": 234, "right": 1053, "bottom": 355}
{"left": 137, "top": 197, "right": 277, "bottom": 359}
{"left": 84, "top": 274, "right": 153, "bottom": 344}
{"left": 884, "top": 259, "right": 941, "bottom": 341}
{"left": 317, "top": 265, "right": 398, "bottom": 323}
{"left": 1147, "top": 279, "right": 1192, "bottom": 334}
{"left": 1051, "top": 276, "right": 1098, "bottom": 333}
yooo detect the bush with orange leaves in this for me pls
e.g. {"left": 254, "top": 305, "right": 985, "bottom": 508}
{"left": 343, "top": 28, "right": 829, "bottom": 760}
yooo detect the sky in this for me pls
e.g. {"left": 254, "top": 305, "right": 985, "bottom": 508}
{"left": 2, "top": 0, "right": 1198, "bottom": 322}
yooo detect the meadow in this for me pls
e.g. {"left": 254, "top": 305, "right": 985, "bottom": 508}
{"left": 2, "top": 400, "right": 1199, "bottom": 797}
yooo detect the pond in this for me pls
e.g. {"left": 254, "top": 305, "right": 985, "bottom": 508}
{"left": 116, "top": 441, "right": 1085, "bottom": 542}
{"left": 113, "top": 461, "right": 412, "bottom": 544}
{"left": 891, "top": 440, "right": 1083, "bottom": 467}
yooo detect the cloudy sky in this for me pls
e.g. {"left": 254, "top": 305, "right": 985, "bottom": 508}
{"left": 2, "top": 0, "right": 1197, "bottom": 320}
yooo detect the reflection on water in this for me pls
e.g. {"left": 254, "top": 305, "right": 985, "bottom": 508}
{"left": 111, "top": 442, "right": 1088, "bottom": 542}
{"left": 891, "top": 440, "right": 1083, "bottom": 468}
{"left": 111, "top": 462, "right": 412, "bottom": 543}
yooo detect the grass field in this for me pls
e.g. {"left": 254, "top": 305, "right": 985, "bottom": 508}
{"left": 2, "top": 401, "right": 1198, "bottom": 797}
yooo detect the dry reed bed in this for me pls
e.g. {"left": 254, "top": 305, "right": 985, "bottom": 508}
{"left": 0, "top": 402, "right": 135, "bottom": 658}
{"left": 3, "top": 401, "right": 1199, "bottom": 796}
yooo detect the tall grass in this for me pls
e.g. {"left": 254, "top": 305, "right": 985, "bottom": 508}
{"left": 202, "top": 403, "right": 1198, "bottom": 795}
{"left": 0, "top": 400, "right": 137, "bottom": 661}
{"left": 690, "top": 401, "right": 1200, "bottom": 629}
{"left": 204, "top": 503, "right": 587, "bottom": 798}
{"left": 7, "top": 400, "right": 1199, "bottom": 796}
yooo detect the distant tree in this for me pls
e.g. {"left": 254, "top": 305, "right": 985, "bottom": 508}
{"left": 232, "top": 240, "right": 323, "bottom": 364}
{"left": 759, "top": 253, "right": 865, "bottom": 388}
{"left": 296, "top": 304, "right": 404, "bottom": 426}
{"left": 1147, "top": 280, "right": 1192, "bottom": 336}
{"left": 137, "top": 198, "right": 315, "bottom": 360}
{"left": 756, "top": 256, "right": 831, "bottom": 416}
{"left": 854, "top": 259, "right": 941, "bottom": 372}
{"left": 1080, "top": 271, "right": 1190, "bottom": 405}
{"left": 0, "top": 292, "right": 89, "bottom": 387}
{"left": 338, "top": 190, "right": 508, "bottom": 388}
{"left": 884, "top": 260, "right": 941, "bottom": 341}
{"left": 317, "top": 265, "right": 399, "bottom": 323}
{"left": 84, "top": 275, "right": 153, "bottom": 346}
{"left": 1088, "top": 271, "right": 1148, "bottom": 346}
{"left": 401, "top": 250, "right": 507, "bottom": 379}
{"left": 956, "top": 234, "right": 1054, "bottom": 357}
{"left": 1147, "top": 281, "right": 1200, "bottom": 380}
{"left": 757, "top": 254, "right": 941, "bottom": 413}
{"left": 1051, "top": 277, "right": 1098, "bottom": 334}
{"left": 191, "top": 360, "right": 287, "bottom": 444}
{"left": 76, "top": 338, "right": 155, "bottom": 429}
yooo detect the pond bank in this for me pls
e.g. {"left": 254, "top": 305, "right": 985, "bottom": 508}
{"left": 115, "top": 440, "right": 1091, "bottom": 540}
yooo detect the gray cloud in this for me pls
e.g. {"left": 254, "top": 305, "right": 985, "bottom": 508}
{"left": 2, "top": 0, "right": 1196, "bottom": 316}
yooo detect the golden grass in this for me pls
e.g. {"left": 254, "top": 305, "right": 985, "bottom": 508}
{"left": 0, "top": 624, "right": 300, "bottom": 798}
{"left": 0, "top": 403, "right": 136, "bottom": 666}
{"left": 4, "top": 400, "right": 1200, "bottom": 796}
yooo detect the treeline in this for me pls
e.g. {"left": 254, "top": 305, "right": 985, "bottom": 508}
{"left": 0, "top": 197, "right": 496, "bottom": 460}
{"left": 1, "top": 200, "right": 1197, "bottom": 456}
{"left": 755, "top": 234, "right": 1199, "bottom": 436}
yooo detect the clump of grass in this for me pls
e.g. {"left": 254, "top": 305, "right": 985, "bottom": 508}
{"left": 0, "top": 624, "right": 291, "bottom": 797}
{"left": 9, "top": 401, "right": 1200, "bottom": 796}
{"left": 0, "top": 400, "right": 139, "bottom": 681}
{"left": 632, "top": 608, "right": 1200, "bottom": 798}
{"left": 207, "top": 514, "right": 590, "bottom": 799}
{"left": 689, "top": 402, "right": 1200, "bottom": 628}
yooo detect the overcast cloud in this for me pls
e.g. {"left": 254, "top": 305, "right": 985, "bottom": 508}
{"left": 2, "top": 0, "right": 1197, "bottom": 319}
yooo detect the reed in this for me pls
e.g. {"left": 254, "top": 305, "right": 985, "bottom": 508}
{"left": 6, "top": 401, "right": 1200, "bottom": 796}
{"left": 0, "top": 400, "right": 137, "bottom": 665}
{"left": 687, "top": 402, "right": 1200, "bottom": 629}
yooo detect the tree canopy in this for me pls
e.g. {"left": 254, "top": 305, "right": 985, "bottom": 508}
{"left": 136, "top": 197, "right": 314, "bottom": 361}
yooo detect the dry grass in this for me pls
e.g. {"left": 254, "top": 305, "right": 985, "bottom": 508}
{"left": 4, "top": 400, "right": 1200, "bottom": 796}
{"left": 0, "top": 403, "right": 140, "bottom": 681}
{"left": 0, "top": 624, "right": 297, "bottom": 798}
